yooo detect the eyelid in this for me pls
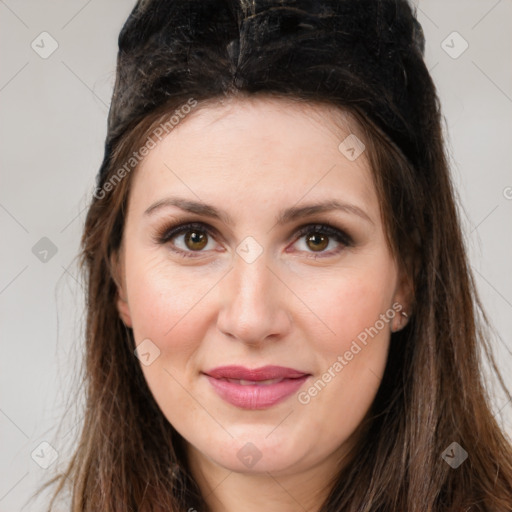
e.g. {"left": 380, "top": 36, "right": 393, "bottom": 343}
{"left": 154, "top": 219, "right": 354, "bottom": 258}
{"left": 154, "top": 221, "right": 219, "bottom": 245}
{"left": 293, "top": 222, "right": 353, "bottom": 245}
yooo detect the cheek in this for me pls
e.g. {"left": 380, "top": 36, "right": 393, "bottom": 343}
{"left": 125, "top": 255, "right": 216, "bottom": 430}
{"left": 125, "top": 251, "right": 219, "bottom": 379}
{"left": 126, "top": 250, "right": 212, "bottom": 337}
{"left": 290, "top": 258, "right": 395, "bottom": 435}
{"left": 293, "top": 259, "right": 397, "bottom": 355}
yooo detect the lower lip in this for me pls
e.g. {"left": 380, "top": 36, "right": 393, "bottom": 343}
{"left": 205, "top": 375, "right": 310, "bottom": 410}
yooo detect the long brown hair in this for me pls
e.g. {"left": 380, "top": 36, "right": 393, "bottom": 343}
{"left": 37, "top": 0, "right": 512, "bottom": 510}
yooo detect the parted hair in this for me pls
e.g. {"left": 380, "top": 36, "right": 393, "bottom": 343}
{"left": 38, "top": 1, "right": 512, "bottom": 510}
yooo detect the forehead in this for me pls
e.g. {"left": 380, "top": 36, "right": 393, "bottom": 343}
{"left": 130, "top": 96, "right": 377, "bottom": 217}
{"left": 174, "top": 95, "right": 366, "bottom": 148}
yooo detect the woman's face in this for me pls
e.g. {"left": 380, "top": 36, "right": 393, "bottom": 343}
{"left": 115, "top": 97, "right": 409, "bottom": 479}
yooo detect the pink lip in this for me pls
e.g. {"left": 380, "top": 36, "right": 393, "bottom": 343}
{"left": 203, "top": 365, "right": 310, "bottom": 410}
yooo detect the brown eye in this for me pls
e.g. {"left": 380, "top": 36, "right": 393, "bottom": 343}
{"left": 155, "top": 222, "right": 217, "bottom": 257}
{"left": 184, "top": 230, "right": 208, "bottom": 251}
{"left": 292, "top": 223, "right": 354, "bottom": 258}
{"left": 305, "top": 233, "right": 329, "bottom": 252}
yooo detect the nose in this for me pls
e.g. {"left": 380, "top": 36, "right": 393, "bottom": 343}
{"left": 216, "top": 253, "right": 292, "bottom": 346}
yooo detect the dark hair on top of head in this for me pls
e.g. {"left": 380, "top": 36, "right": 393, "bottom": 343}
{"left": 33, "top": 1, "right": 512, "bottom": 511}
{"left": 97, "top": 0, "right": 427, "bottom": 189}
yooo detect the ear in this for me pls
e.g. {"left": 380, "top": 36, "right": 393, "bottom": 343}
{"left": 111, "top": 249, "right": 133, "bottom": 328}
{"left": 391, "top": 261, "right": 414, "bottom": 333}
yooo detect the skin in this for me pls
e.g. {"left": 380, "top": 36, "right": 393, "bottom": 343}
{"left": 114, "top": 96, "right": 410, "bottom": 512}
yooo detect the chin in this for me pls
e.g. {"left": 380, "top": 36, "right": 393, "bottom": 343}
{"left": 192, "top": 428, "right": 312, "bottom": 475}
{"left": 213, "top": 450, "right": 302, "bottom": 475}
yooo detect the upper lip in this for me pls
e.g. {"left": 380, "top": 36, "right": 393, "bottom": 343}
{"left": 204, "top": 365, "right": 309, "bottom": 381}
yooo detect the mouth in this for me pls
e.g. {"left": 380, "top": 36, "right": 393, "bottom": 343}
{"left": 220, "top": 377, "right": 292, "bottom": 386}
{"left": 203, "top": 365, "right": 311, "bottom": 410}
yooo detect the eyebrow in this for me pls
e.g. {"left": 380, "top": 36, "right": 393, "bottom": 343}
{"left": 144, "top": 197, "right": 374, "bottom": 226}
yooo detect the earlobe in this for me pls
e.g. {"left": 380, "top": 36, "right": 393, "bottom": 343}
{"left": 116, "top": 293, "right": 133, "bottom": 328}
{"left": 392, "top": 266, "right": 414, "bottom": 333}
{"left": 110, "top": 250, "right": 133, "bottom": 328}
{"left": 392, "top": 309, "right": 409, "bottom": 333}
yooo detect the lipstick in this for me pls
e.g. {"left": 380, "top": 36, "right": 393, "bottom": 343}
{"left": 203, "top": 365, "right": 310, "bottom": 410}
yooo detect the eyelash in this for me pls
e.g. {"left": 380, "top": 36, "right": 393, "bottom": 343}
{"left": 153, "top": 221, "right": 354, "bottom": 259}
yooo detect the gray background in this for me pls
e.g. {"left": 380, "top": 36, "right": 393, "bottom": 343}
{"left": 1, "top": 1, "right": 511, "bottom": 510}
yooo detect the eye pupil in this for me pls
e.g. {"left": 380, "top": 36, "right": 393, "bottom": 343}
{"left": 185, "top": 231, "right": 207, "bottom": 250}
{"left": 306, "top": 233, "right": 329, "bottom": 252}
